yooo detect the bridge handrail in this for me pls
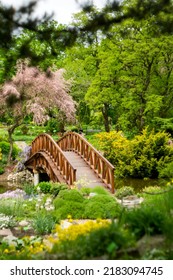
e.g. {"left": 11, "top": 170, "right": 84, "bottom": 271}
{"left": 30, "top": 133, "right": 76, "bottom": 185}
{"left": 57, "top": 131, "right": 115, "bottom": 192}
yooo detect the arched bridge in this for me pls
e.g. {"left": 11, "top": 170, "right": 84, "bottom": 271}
{"left": 24, "top": 132, "right": 115, "bottom": 193}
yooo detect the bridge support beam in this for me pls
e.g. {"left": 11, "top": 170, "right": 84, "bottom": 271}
{"left": 33, "top": 169, "right": 39, "bottom": 186}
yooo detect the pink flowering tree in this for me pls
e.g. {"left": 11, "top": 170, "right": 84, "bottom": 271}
{"left": 0, "top": 60, "right": 76, "bottom": 162}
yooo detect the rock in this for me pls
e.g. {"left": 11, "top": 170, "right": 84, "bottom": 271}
{"left": 60, "top": 220, "right": 72, "bottom": 229}
{"left": 7, "top": 169, "right": 34, "bottom": 183}
{"left": 116, "top": 195, "right": 144, "bottom": 209}
{"left": 18, "top": 220, "right": 30, "bottom": 227}
{"left": 0, "top": 229, "right": 13, "bottom": 237}
{"left": 2, "top": 235, "right": 18, "bottom": 246}
{"left": 137, "top": 235, "right": 165, "bottom": 256}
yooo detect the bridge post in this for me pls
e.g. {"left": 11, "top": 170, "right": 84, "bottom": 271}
{"left": 33, "top": 169, "right": 39, "bottom": 186}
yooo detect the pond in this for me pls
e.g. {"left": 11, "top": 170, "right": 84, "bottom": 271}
{"left": 114, "top": 177, "right": 169, "bottom": 193}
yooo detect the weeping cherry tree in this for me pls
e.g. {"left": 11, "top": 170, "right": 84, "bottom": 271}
{"left": 0, "top": 60, "right": 76, "bottom": 163}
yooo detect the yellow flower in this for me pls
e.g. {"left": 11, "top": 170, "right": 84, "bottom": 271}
{"left": 4, "top": 249, "right": 9, "bottom": 254}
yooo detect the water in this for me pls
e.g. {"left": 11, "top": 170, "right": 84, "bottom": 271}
{"left": 115, "top": 178, "right": 169, "bottom": 193}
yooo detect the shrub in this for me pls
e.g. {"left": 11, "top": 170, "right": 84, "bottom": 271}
{"left": 0, "top": 141, "right": 10, "bottom": 154}
{"left": 80, "top": 186, "right": 110, "bottom": 196}
{"left": 159, "top": 161, "right": 173, "bottom": 178}
{"left": 92, "top": 186, "right": 110, "bottom": 196}
{"left": 83, "top": 195, "right": 122, "bottom": 219}
{"left": 50, "top": 183, "right": 68, "bottom": 197}
{"left": 97, "top": 129, "right": 173, "bottom": 179}
{"left": 58, "top": 189, "right": 84, "bottom": 203}
{"left": 0, "top": 141, "right": 19, "bottom": 159}
{"left": 122, "top": 205, "right": 167, "bottom": 239}
{"left": 53, "top": 201, "right": 85, "bottom": 220}
{"left": 36, "top": 181, "right": 52, "bottom": 194}
{"left": 0, "top": 166, "right": 4, "bottom": 174}
{"left": 53, "top": 189, "right": 85, "bottom": 219}
{"left": 80, "top": 187, "right": 92, "bottom": 196}
{"left": 115, "top": 186, "right": 135, "bottom": 199}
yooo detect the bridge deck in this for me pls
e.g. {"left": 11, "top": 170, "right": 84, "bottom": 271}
{"left": 64, "top": 151, "right": 106, "bottom": 189}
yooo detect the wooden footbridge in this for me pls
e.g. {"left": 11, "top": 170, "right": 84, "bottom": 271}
{"left": 24, "top": 132, "right": 115, "bottom": 193}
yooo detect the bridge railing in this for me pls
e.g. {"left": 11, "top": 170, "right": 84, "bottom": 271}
{"left": 31, "top": 133, "right": 76, "bottom": 185}
{"left": 57, "top": 132, "right": 115, "bottom": 193}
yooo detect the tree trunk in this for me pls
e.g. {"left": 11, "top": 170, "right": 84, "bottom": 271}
{"left": 102, "top": 103, "right": 110, "bottom": 132}
{"left": 7, "top": 121, "right": 21, "bottom": 164}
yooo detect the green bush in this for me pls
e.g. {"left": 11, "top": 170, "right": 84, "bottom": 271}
{"left": 122, "top": 205, "right": 167, "bottom": 239}
{"left": 53, "top": 201, "right": 85, "bottom": 220}
{"left": 36, "top": 181, "right": 52, "bottom": 194}
{"left": 97, "top": 129, "right": 173, "bottom": 179}
{"left": 50, "top": 183, "right": 68, "bottom": 197}
{"left": 53, "top": 189, "right": 121, "bottom": 220}
{"left": 115, "top": 186, "right": 135, "bottom": 199}
{"left": 0, "top": 166, "right": 5, "bottom": 174}
{"left": 53, "top": 189, "right": 85, "bottom": 219}
{"left": 0, "top": 141, "right": 19, "bottom": 159}
{"left": 80, "top": 187, "right": 92, "bottom": 196}
{"left": 83, "top": 194, "right": 122, "bottom": 219}
{"left": 58, "top": 189, "right": 85, "bottom": 203}
{"left": 159, "top": 161, "right": 173, "bottom": 178}
{"left": 92, "top": 186, "right": 110, "bottom": 196}
{"left": 0, "top": 141, "right": 10, "bottom": 154}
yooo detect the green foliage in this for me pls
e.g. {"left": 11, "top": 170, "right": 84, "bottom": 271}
{"left": 20, "top": 125, "right": 29, "bottom": 135}
{"left": 53, "top": 188, "right": 121, "bottom": 220}
{"left": 122, "top": 205, "right": 167, "bottom": 239}
{"left": 159, "top": 161, "right": 173, "bottom": 178}
{"left": 0, "top": 199, "right": 24, "bottom": 218}
{"left": 97, "top": 129, "right": 173, "bottom": 178}
{"left": 53, "top": 189, "right": 85, "bottom": 219}
{"left": 84, "top": 194, "right": 122, "bottom": 219}
{"left": 58, "top": 189, "right": 85, "bottom": 203}
{"left": 91, "top": 186, "right": 110, "bottom": 196}
{"left": 51, "top": 222, "right": 134, "bottom": 260}
{"left": 50, "top": 183, "right": 68, "bottom": 197}
{"left": 0, "top": 167, "right": 5, "bottom": 174}
{"left": 115, "top": 186, "right": 135, "bottom": 199}
{"left": 79, "top": 187, "right": 92, "bottom": 196}
{"left": 0, "top": 140, "right": 19, "bottom": 159}
{"left": 36, "top": 182, "right": 52, "bottom": 194}
{"left": 32, "top": 211, "right": 56, "bottom": 235}
{"left": 23, "top": 184, "right": 35, "bottom": 196}
{"left": 45, "top": 118, "right": 60, "bottom": 134}
{"left": 0, "top": 141, "right": 11, "bottom": 154}
{"left": 53, "top": 201, "right": 85, "bottom": 220}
